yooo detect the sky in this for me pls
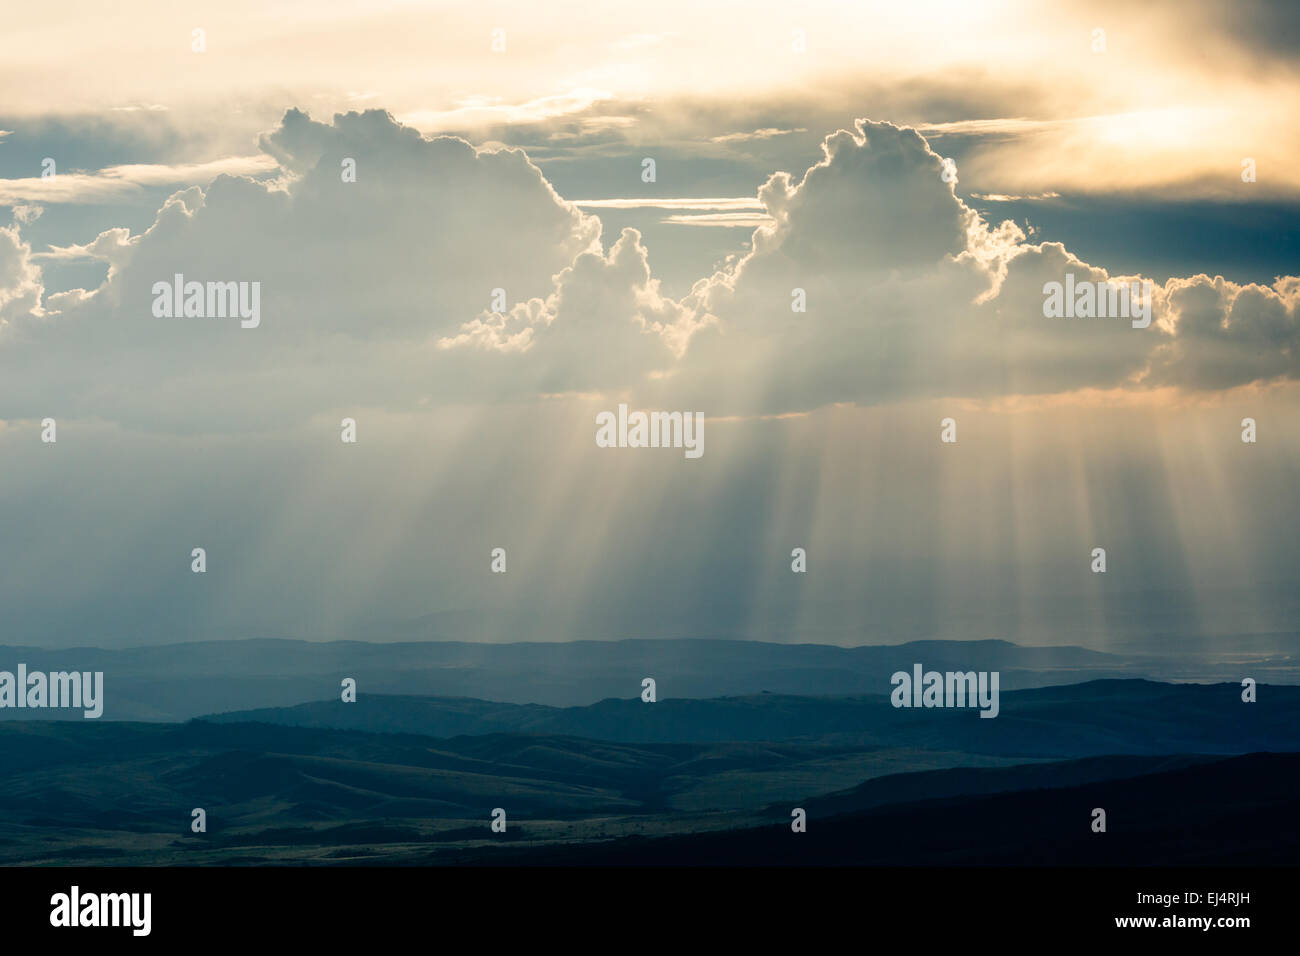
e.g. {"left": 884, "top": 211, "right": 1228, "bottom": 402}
{"left": 0, "top": 0, "right": 1297, "bottom": 648}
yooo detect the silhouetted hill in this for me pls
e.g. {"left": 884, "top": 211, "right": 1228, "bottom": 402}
{"left": 0, "top": 638, "right": 1136, "bottom": 719}
{"left": 2, "top": 681, "right": 1294, "bottom": 865}
{"left": 203, "top": 680, "right": 1300, "bottom": 756}
{"left": 475, "top": 752, "right": 1300, "bottom": 865}
{"left": 790, "top": 753, "right": 1219, "bottom": 817}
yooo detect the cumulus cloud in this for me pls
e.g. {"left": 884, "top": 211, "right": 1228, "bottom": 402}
{"left": 1147, "top": 275, "right": 1300, "bottom": 389}
{"left": 439, "top": 226, "right": 706, "bottom": 390}
{"left": 587, "top": 119, "right": 1293, "bottom": 413}
{"left": 0, "top": 109, "right": 605, "bottom": 427}
{"left": 0, "top": 223, "right": 43, "bottom": 326}
{"left": 0, "top": 110, "right": 1295, "bottom": 433}
{"left": 33, "top": 226, "right": 136, "bottom": 268}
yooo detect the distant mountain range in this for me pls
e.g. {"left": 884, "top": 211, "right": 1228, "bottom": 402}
{"left": 201, "top": 679, "right": 1300, "bottom": 755}
{"left": 23, "top": 586, "right": 1298, "bottom": 653}
{"left": 0, "top": 634, "right": 1294, "bottom": 865}
{"left": 2, "top": 635, "right": 1295, "bottom": 721}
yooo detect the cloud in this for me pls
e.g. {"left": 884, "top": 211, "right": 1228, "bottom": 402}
{"left": 970, "top": 192, "right": 1060, "bottom": 202}
{"left": 660, "top": 213, "right": 774, "bottom": 227}
{"left": 1, "top": 106, "right": 1297, "bottom": 645}
{"left": 33, "top": 226, "right": 135, "bottom": 265}
{"left": 570, "top": 198, "right": 764, "bottom": 210}
{"left": 0, "top": 223, "right": 43, "bottom": 325}
{"left": 0, "top": 109, "right": 602, "bottom": 428}
{"left": 0, "top": 155, "right": 277, "bottom": 204}
{"left": 649, "top": 120, "right": 1296, "bottom": 412}
{"left": 1, "top": 110, "right": 1295, "bottom": 435}
{"left": 500, "top": 119, "right": 1297, "bottom": 413}
{"left": 438, "top": 227, "right": 704, "bottom": 383}
{"left": 395, "top": 89, "right": 618, "bottom": 135}
{"left": 11, "top": 204, "right": 42, "bottom": 224}
{"left": 709, "top": 128, "right": 807, "bottom": 143}
{"left": 915, "top": 117, "right": 1064, "bottom": 137}
{"left": 569, "top": 196, "right": 774, "bottom": 227}
{"left": 1146, "top": 275, "right": 1300, "bottom": 390}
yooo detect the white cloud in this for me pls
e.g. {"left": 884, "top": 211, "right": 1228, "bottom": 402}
{"left": 648, "top": 120, "right": 1296, "bottom": 411}
{"left": 524, "top": 119, "right": 1297, "bottom": 411}
{"left": 0, "top": 224, "right": 44, "bottom": 325}
{"left": 571, "top": 197, "right": 763, "bottom": 210}
{"left": 1, "top": 111, "right": 1295, "bottom": 434}
{"left": 0, "top": 155, "right": 278, "bottom": 204}
{"left": 660, "top": 213, "right": 775, "bottom": 227}
{"left": 970, "top": 192, "right": 1061, "bottom": 202}
{"left": 709, "top": 128, "right": 807, "bottom": 143}
{"left": 396, "top": 88, "right": 617, "bottom": 134}
{"left": 11, "top": 204, "right": 42, "bottom": 225}
{"left": 0, "top": 109, "right": 602, "bottom": 428}
{"left": 33, "top": 226, "right": 136, "bottom": 268}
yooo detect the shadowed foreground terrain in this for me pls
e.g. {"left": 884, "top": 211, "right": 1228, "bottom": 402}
{"left": 483, "top": 752, "right": 1300, "bottom": 866}
{"left": 0, "top": 679, "right": 1294, "bottom": 865}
